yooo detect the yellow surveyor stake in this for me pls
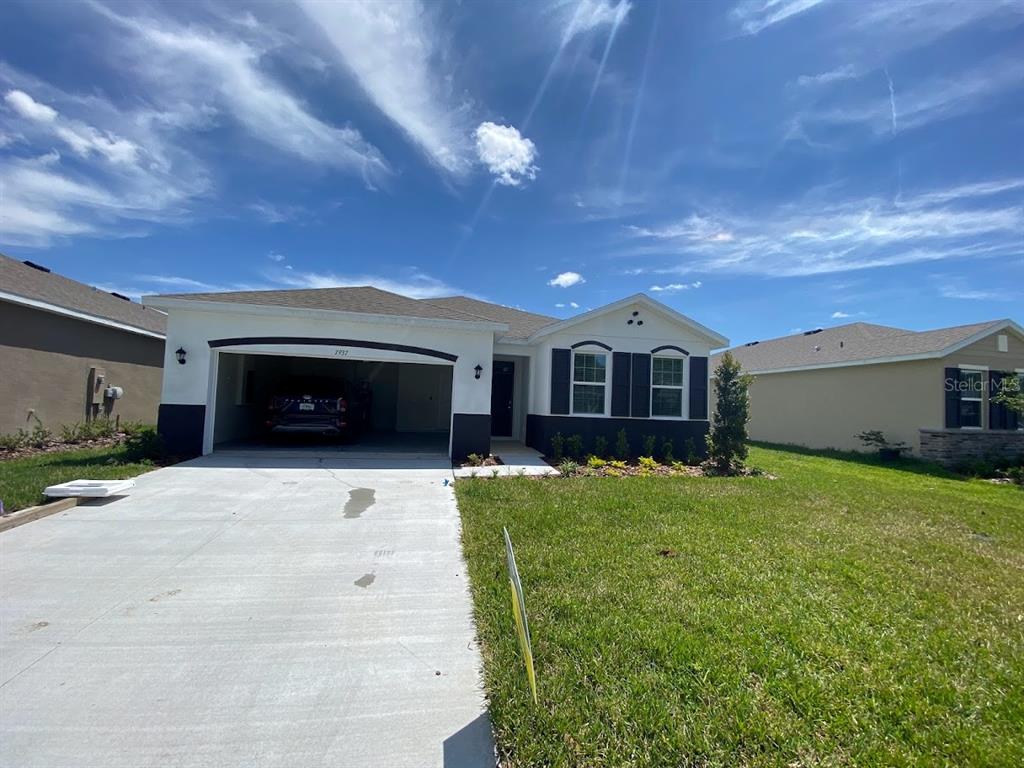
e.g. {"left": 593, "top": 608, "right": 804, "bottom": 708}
{"left": 503, "top": 527, "right": 538, "bottom": 705}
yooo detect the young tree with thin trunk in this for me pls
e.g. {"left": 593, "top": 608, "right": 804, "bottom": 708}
{"left": 706, "top": 352, "right": 753, "bottom": 474}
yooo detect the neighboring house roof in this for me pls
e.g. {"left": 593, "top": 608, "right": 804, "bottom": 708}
{"left": 714, "top": 319, "right": 1022, "bottom": 374}
{"left": 423, "top": 296, "right": 558, "bottom": 339}
{"left": 0, "top": 253, "right": 166, "bottom": 338}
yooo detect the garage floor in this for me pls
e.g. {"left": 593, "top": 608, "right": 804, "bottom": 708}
{"left": 0, "top": 454, "right": 493, "bottom": 768}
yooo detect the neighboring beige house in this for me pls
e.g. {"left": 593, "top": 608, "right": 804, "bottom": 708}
{"left": 712, "top": 319, "right": 1024, "bottom": 464}
{"left": 0, "top": 254, "right": 167, "bottom": 436}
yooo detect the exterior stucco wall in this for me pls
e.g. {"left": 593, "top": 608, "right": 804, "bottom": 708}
{"left": 0, "top": 301, "right": 164, "bottom": 435}
{"left": 527, "top": 301, "right": 715, "bottom": 417}
{"left": 156, "top": 307, "right": 495, "bottom": 457}
{"left": 739, "top": 359, "right": 944, "bottom": 453}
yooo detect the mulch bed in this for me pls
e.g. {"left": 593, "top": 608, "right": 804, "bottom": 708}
{"left": 457, "top": 454, "right": 504, "bottom": 469}
{"left": 0, "top": 435, "right": 127, "bottom": 462}
{"left": 539, "top": 457, "right": 772, "bottom": 479}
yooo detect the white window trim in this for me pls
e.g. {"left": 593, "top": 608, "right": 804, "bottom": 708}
{"left": 570, "top": 348, "right": 609, "bottom": 417}
{"left": 958, "top": 366, "right": 985, "bottom": 430}
{"left": 649, "top": 353, "right": 688, "bottom": 420}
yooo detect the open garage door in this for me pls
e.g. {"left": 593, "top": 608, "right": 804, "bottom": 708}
{"left": 211, "top": 351, "right": 452, "bottom": 453}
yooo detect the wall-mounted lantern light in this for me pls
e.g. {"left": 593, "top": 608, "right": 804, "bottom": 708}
{"left": 474, "top": 364, "right": 483, "bottom": 379}
{"left": 175, "top": 347, "right": 187, "bottom": 365}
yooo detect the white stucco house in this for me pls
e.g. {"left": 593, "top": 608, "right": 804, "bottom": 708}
{"left": 142, "top": 287, "right": 728, "bottom": 460}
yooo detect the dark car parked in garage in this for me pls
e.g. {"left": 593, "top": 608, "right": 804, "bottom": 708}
{"left": 266, "top": 376, "right": 363, "bottom": 439}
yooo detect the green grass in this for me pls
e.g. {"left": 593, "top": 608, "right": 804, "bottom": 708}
{"left": 456, "top": 445, "right": 1024, "bottom": 767}
{"left": 0, "top": 446, "right": 155, "bottom": 513}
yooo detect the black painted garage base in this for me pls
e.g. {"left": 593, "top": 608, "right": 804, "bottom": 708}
{"left": 526, "top": 415, "right": 709, "bottom": 460}
{"left": 157, "top": 404, "right": 206, "bottom": 458}
{"left": 451, "top": 413, "right": 491, "bottom": 461}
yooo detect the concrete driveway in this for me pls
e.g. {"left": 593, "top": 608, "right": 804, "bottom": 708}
{"left": 0, "top": 451, "right": 493, "bottom": 768}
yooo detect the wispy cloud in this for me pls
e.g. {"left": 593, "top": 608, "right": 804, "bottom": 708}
{"left": 650, "top": 281, "right": 702, "bottom": 293}
{"left": 625, "top": 178, "right": 1024, "bottom": 277}
{"left": 730, "top": 0, "right": 826, "bottom": 36}
{"left": 298, "top": 0, "right": 472, "bottom": 176}
{"left": 932, "top": 274, "right": 1020, "bottom": 302}
{"left": 795, "top": 65, "right": 858, "bottom": 88}
{"left": 91, "top": 3, "right": 389, "bottom": 184}
{"left": 548, "top": 271, "right": 586, "bottom": 288}
{"left": 804, "top": 54, "right": 1024, "bottom": 136}
{"left": 553, "top": 0, "right": 633, "bottom": 43}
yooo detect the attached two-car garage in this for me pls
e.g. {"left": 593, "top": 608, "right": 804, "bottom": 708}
{"left": 210, "top": 350, "right": 453, "bottom": 451}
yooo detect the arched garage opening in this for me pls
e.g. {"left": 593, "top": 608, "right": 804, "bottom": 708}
{"left": 210, "top": 349, "right": 453, "bottom": 453}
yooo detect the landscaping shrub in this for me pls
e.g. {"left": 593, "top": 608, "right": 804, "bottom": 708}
{"left": 550, "top": 432, "right": 565, "bottom": 462}
{"left": 593, "top": 435, "right": 608, "bottom": 459}
{"left": 587, "top": 456, "right": 606, "bottom": 469}
{"left": 557, "top": 459, "right": 579, "bottom": 477}
{"left": 643, "top": 434, "right": 657, "bottom": 457}
{"left": 566, "top": 434, "right": 584, "bottom": 460}
{"left": 684, "top": 437, "right": 699, "bottom": 465}
{"left": 615, "top": 428, "right": 629, "bottom": 460}
{"left": 661, "top": 438, "right": 674, "bottom": 463}
{"left": 637, "top": 456, "right": 659, "bottom": 474}
{"left": 465, "top": 453, "right": 484, "bottom": 467}
{"left": 706, "top": 351, "right": 752, "bottom": 474}
{"left": 123, "top": 426, "right": 164, "bottom": 462}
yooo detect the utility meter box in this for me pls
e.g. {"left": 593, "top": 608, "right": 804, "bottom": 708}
{"left": 104, "top": 386, "right": 124, "bottom": 400}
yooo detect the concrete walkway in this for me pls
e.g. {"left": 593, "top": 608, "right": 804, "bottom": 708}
{"left": 0, "top": 452, "right": 493, "bottom": 768}
{"left": 453, "top": 441, "right": 558, "bottom": 478}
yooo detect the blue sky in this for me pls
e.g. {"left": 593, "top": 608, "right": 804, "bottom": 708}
{"left": 1, "top": 0, "right": 1021, "bottom": 345}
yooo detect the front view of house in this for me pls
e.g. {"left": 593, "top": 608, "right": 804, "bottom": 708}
{"left": 143, "top": 288, "right": 728, "bottom": 460}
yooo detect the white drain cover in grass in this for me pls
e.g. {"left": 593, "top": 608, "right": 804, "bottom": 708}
{"left": 43, "top": 479, "right": 136, "bottom": 498}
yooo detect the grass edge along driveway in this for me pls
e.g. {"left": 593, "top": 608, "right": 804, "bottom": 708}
{"left": 456, "top": 445, "right": 1024, "bottom": 767}
{"left": 0, "top": 445, "right": 155, "bottom": 513}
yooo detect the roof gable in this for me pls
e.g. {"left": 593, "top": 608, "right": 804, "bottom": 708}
{"left": 524, "top": 293, "right": 729, "bottom": 347}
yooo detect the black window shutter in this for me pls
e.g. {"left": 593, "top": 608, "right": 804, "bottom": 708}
{"left": 611, "top": 352, "right": 631, "bottom": 417}
{"left": 550, "top": 348, "right": 571, "bottom": 415}
{"left": 989, "top": 371, "right": 1005, "bottom": 430}
{"left": 631, "top": 353, "right": 651, "bottom": 418}
{"left": 689, "top": 356, "right": 709, "bottom": 420}
{"left": 944, "top": 367, "right": 960, "bottom": 428}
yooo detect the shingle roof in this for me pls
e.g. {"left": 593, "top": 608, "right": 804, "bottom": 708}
{"left": 0, "top": 254, "right": 166, "bottom": 336}
{"left": 423, "top": 296, "right": 558, "bottom": 339}
{"left": 151, "top": 286, "right": 492, "bottom": 324}
{"left": 714, "top": 320, "right": 1010, "bottom": 373}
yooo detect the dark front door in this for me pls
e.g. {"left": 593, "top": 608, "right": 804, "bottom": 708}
{"left": 490, "top": 361, "right": 515, "bottom": 437}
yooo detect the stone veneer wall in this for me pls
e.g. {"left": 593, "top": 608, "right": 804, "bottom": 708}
{"left": 919, "top": 429, "right": 1024, "bottom": 466}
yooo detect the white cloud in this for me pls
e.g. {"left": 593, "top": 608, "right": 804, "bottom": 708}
{"left": 91, "top": 3, "right": 389, "bottom": 184}
{"left": 298, "top": 0, "right": 472, "bottom": 176}
{"left": 625, "top": 178, "right": 1024, "bottom": 277}
{"left": 556, "top": 0, "right": 632, "bottom": 41}
{"left": 650, "top": 281, "right": 702, "bottom": 293}
{"left": 555, "top": 302, "right": 565, "bottom": 308}
{"left": 5, "top": 88, "right": 139, "bottom": 165}
{"left": 474, "top": 122, "right": 539, "bottom": 186}
{"left": 796, "top": 65, "right": 858, "bottom": 88}
{"left": 548, "top": 271, "right": 585, "bottom": 288}
{"left": 730, "top": 0, "right": 826, "bottom": 36}
{"left": 267, "top": 252, "right": 286, "bottom": 263}
{"left": 570, "top": 301, "right": 580, "bottom": 308}
{"left": 5, "top": 89, "right": 57, "bottom": 121}
{"left": 830, "top": 311, "right": 851, "bottom": 318}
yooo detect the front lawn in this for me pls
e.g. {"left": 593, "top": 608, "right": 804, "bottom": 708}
{"left": 456, "top": 445, "right": 1024, "bottom": 767}
{"left": 0, "top": 446, "right": 156, "bottom": 513}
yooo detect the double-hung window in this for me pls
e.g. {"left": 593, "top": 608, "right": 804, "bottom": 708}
{"left": 959, "top": 369, "right": 984, "bottom": 428}
{"left": 572, "top": 352, "right": 607, "bottom": 414}
{"left": 651, "top": 356, "right": 685, "bottom": 417}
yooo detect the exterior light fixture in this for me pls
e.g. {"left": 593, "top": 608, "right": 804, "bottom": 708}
{"left": 474, "top": 364, "right": 483, "bottom": 379}
{"left": 175, "top": 347, "right": 187, "bottom": 365}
